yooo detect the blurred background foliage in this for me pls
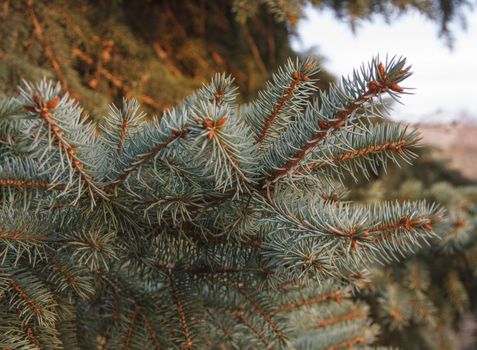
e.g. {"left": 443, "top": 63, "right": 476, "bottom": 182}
{"left": 351, "top": 147, "right": 477, "bottom": 349}
{"left": 0, "top": 0, "right": 326, "bottom": 119}
{"left": 1, "top": 0, "right": 471, "bottom": 117}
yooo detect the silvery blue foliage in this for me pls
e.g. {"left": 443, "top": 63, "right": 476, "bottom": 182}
{"left": 0, "top": 56, "right": 443, "bottom": 349}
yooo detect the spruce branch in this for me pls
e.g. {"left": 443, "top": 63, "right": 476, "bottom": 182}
{"left": 23, "top": 324, "right": 43, "bottom": 350}
{"left": 314, "top": 305, "right": 366, "bottom": 330}
{"left": 255, "top": 59, "right": 319, "bottom": 144}
{"left": 0, "top": 207, "right": 52, "bottom": 265}
{"left": 228, "top": 308, "right": 272, "bottom": 348}
{"left": 2, "top": 268, "right": 57, "bottom": 327}
{"left": 0, "top": 158, "right": 65, "bottom": 195}
{"left": 93, "top": 270, "right": 170, "bottom": 349}
{"left": 262, "top": 56, "right": 411, "bottom": 185}
{"left": 274, "top": 289, "right": 345, "bottom": 314}
{"left": 0, "top": 97, "right": 23, "bottom": 121}
{"left": 43, "top": 253, "right": 94, "bottom": 300}
{"left": 0, "top": 310, "right": 61, "bottom": 350}
{"left": 122, "top": 303, "right": 140, "bottom": 350}
{"left": 142, "top": 316, "right": 162, "bottom": 350}
{"left": 297, "top": 124, "right": 420, "bottom": 181}
{"left": 259, "top": 196, "right": 443, "bottom": 279}
{"left": 19, "top": 81, "right": 106, "bottom": 202}
{"left": 188, "top": 101, "right": 257, "bottom": 193}
{"left": 100, "top": 98, "right": 146, "bottom": 158}
{"left": 190, "top": 73, "right": 238, "bottom": 107}
{"left": 214, "top": 276, "right": 288, "bottom": 345}
{"left": 59, "top": 228, "right": 117, "bottom": 272}
{"left": 105, "top": 106, "right": 189, "bottom": 194}
{"left": 105, "top": 73, "right": 240, "bottom": 197}
{"left": 241, "top": 57, "right": 319, "bottom": 144}
{"left": 167, "top": 270, "right": 194, "bottom": 350}
{"left": 237, "top": 286, "right": 286, "bottom": 343}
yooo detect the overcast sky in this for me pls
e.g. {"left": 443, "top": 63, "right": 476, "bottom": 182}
{"left": 292, "top": 6, "right": 477, "bottom": 123}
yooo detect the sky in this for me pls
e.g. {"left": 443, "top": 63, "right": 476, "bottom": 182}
{"left": 291, "top": 6, "right": 477, "bottom": 123}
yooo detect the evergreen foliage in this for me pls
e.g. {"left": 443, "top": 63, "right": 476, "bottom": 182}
{"left": 355, "top": 167, "right": 477, "bottom": 349}
{"left": 0, "top": 54, "right": 445, "bottom": 349}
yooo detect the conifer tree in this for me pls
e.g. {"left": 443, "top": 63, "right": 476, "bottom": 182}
{"left": 0, "top": 55, "right": 444, "bottom": 349}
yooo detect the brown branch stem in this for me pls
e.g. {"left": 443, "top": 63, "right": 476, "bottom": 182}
{"left": 123, "top": 304, "right": 140, "bottom": 350}
{"left": 236, "top": 285, "right": 285, "bottom": 341}
{"left": 326, "top": 336, "right": 366, "bottom": 350}
{"left": 26, "top": 0, "right": 68, "bottom": 90}
{"left": 255, "top": 73, "right": 305, "bottom": 144}
{"left": 168, "top": 270, "right": 193, "bottom": 350}
{"left": 301, "top": 139, "right": 411, "bottom": 173}
{"left": 265, "top": 90, "right": 375, "bottom": 184}
{"left": 273, "top": 291, "right": 345, "bottom": 314}
{"left": 107, "top": 128, "right": 188, "bottom": 193}
{"left": 315, "top": 308, "right": 364, "bottom": 329}
{"left": 142, "top": 314, "right": 162, "bottom": 350}
{"left": 0, "top": 179, "right": 64, "bottom": 191}
{"left": 8, "top": 279, "right": 44, "bottom": 317}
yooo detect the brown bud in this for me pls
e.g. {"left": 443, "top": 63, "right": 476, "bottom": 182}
{"left": 47, "top": 96, "right": 60, "bottom": 109}
{"left": 203, "top": 118, "right": 213, "bottom": 128}
{"left": 389, "top": 83, "right": 404, "bottom": 93}
{"left": 368, "top": 80, "right": 380, "bottom": 93}
{"left": 215, "top": 116, "right": 228, "bottom": 127}
{"left": 422, "top": 223, "right": 433, "bottom": 231}
{"left": 291, "top": 71, "right": 301, "bottom": 80}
